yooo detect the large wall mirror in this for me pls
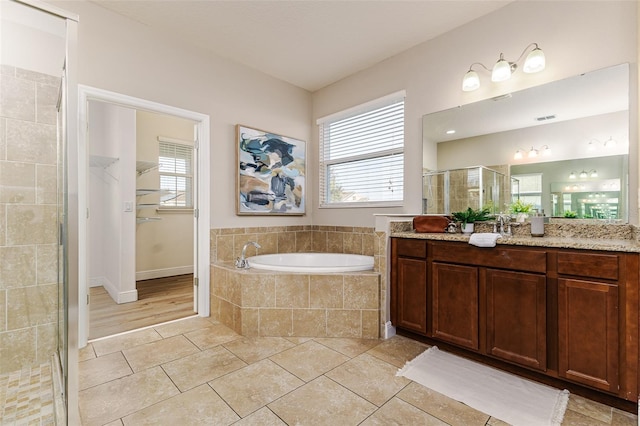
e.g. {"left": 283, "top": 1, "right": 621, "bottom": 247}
{"left": 422, "top": 63, "right": 630, "bottom": 221}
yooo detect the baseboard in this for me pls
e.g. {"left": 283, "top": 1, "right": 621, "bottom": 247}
{"left": 136, "top": 266, "right": 193, "bottom": 281}
{"left": 118, "top": 289, "right": 138, "bottom": 304}
{"left": 384, "top": 321, "right": 396, "bottom": 339}
{"left": 89, "top": 277, "right": 104, "bottom": 288}
{"left": 102, "top": 277, "right": 138, "bottom": 304}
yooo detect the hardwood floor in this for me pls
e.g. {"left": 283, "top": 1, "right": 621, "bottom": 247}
{"left": 89, "top": 274, "right": 196, "bottom": 340}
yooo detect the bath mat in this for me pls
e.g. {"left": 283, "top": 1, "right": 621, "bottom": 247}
{"left": 397, "top": 346, "right": 569, "bottom": 426}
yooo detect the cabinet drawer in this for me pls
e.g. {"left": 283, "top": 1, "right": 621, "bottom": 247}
{"left": 395, "top": 238, "right": 427, "bottom": 258}
{"left": 557, "top": 252, "right": 618, "bottom": 281}
{"left": 430, "top": 242, "right": 546, "bottom": 273}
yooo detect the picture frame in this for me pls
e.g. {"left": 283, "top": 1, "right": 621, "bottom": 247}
{"left": 236, "top": 124, "right": 306, "bottom": 215}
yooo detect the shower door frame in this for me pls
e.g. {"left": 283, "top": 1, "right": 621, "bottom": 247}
{"left": 13, "top": 0, "right": 80, "bottom": 423}
{"left": 77, "top": 85, "right": 211, "bottom": 348}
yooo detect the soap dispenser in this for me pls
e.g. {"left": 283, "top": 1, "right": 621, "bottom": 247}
{"left": 530, "top": 211, "right": 545, "bottom": 237}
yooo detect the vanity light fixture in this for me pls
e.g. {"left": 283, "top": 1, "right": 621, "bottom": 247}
{"left": 588, "top": 137, "right": 617, "bottom": 151}
{"left": 604, "top": 136, "right": 617, "bottom": 148}
{"left": 569, "top": 171, "right": 577, "bottom": 179}
{"left": 513, "top": 145, "right": 550, "bottom": 160}
{"left": 462, "top": 43, "right": 545, "bottom": 91}
{"left": 589, "top": 169, "right": 598, "bottom": 178}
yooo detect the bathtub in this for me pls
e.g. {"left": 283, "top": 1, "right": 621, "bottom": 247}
{"left": 246, "top": 252, "right": 374, "bottom": 273}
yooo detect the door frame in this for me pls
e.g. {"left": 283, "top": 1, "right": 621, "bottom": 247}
{"left": 77, "top": 85, "right": 210, "bottom": 347}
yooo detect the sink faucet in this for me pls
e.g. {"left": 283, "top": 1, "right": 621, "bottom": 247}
{"left": 496, "top": 214, "right": 512, "bottom": 237}
{"left": 235, "top": 241, "right": 261, "bottom": 269}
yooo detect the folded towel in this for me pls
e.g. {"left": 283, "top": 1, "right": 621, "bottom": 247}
{"left": 468, "top": 233, "right": 501, "bottom": 248}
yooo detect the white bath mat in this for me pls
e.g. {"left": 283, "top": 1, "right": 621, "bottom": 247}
{"left": 397, "top": 346, "right": 569, "bottom": 426}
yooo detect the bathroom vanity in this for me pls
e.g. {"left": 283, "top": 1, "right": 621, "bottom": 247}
{"left": 390, "top": 230, "right": 640, "bottom": 408}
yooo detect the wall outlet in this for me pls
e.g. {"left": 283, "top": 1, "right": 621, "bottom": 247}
{"left": 123, "top": 201, "right": 133, "bottom": 212}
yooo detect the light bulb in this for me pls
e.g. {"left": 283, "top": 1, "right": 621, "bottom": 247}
{"left": 523, "top": 47, "right": 545, "bottom": 73}
{"left": 514, "top": 150, "right": 523, "bottom": 160}
{"left": 590, "top": 170, "right": 598, "bottom": 178}
{"left": 462, "top": 70, "right": 480, "bottom": 91}
{"left": 569, "top": 172, "right": 576, "bottom": 179}
{"left": 492, "top": 54, "right": 512, "bottom": 82}
{"left": 579, "top": 171, "right": 588, "bottom": 178}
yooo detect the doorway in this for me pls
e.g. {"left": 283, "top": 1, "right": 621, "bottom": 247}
{"left": 78, "top": 86, "right": 210, "bottom": 347}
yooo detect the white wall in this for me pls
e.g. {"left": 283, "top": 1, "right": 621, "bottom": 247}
{"left": 135, "top": 110, "right": 195, "bottom": 279}
{"left": 51, "top": 0, "right": 313, "bottom": 229}
{"left": 88, "top": 101, "right": 137, "bottom": 303}
{"left": 312, "top": 1, "right": 638, "bottom": 226}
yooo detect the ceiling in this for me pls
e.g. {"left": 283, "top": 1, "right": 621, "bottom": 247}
{"left": 90, "top": 0, "right": 511, "bottom": 92}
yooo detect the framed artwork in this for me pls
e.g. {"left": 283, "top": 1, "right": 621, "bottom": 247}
{"left": 236, "top": 124, "right": 306, "bottom": 215}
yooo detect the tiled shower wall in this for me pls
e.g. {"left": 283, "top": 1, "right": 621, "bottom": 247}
{"left": 210, "top": 226, "right": 389, "bottom": 336}
{"left": 0, "top": 65, "right": 60, "bottom": 374}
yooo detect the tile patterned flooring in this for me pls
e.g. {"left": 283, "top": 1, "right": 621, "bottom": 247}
{"left": 0, "top": 363, "right": 55, "bottom": 425}
{"left": 79, "top": 316, "right": 638, "bottom": 426}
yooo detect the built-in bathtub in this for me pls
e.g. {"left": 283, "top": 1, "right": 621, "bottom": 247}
{"left": 211, "top": 253, "right": 380, "bottom": 339}
{"left": 247, "top": 253, "right": 374, "bottom": 273}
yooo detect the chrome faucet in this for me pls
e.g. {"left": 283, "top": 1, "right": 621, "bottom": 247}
{"left": 496, "top": 214, "right": 512, "bottom": 237}
{"left": 235, "top": 241, "right": 261, "bottom": 269}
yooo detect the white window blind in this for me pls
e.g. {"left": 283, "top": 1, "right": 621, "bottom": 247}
{"left": 159, "top": 141, "right": 193, "bottom": 208}
{"left": 318, "top": 92, "right": 405, "bottom": 207}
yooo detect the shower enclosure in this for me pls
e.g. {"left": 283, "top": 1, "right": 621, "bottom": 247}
{"left": 0, "top": 0, "right": 78, "bottom": 423}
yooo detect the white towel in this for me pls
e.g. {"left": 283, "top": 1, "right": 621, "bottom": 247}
{"left": 468, "top": 233, "right": 501, "bottom": 248}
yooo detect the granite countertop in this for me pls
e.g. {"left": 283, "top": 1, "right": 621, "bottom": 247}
{"left": 390, "top": 219, "right": 640, "bottom": 253}
{"left": 391, "top": 231, "right": 640, "bottom": 253}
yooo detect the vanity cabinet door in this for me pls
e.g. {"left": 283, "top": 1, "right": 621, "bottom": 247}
{"left": 558, "top": 278, "right": 619, "bottom": 393}
{"left": 485, "top": 269, "right": 547, "bottom": 371}
{"left": 431, "top": 262, "right": 479, "bottom": 350}
{"left": 395, "top": 257, "right": 428, "bottom": 334}
{"left": 391, "top": 238, "right": 428, "bottom": 335}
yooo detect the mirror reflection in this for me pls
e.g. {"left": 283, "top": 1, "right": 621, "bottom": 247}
{"left": 422, "top": 63, "right": 629, "bottom": 221}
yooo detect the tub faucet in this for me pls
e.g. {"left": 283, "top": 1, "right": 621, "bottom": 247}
{"left": 235, "top": 241, "right": 261, "bottom": 269}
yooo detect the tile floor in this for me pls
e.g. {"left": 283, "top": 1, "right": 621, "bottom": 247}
{"left": 0, "top": 362, "right": 55, "bottom": 425}
{"left": 78, "top": 316, "right": 638, "bottom": 426}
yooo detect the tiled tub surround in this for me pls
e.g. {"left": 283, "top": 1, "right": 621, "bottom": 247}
{"left": 0, "top": 65, "right": 60, "bottom": 375}
{"left": 211, "top": 263, "right": 380, "bottom": 338}
{"left": 210, "top": 226, "right": 387, "bottom": 337}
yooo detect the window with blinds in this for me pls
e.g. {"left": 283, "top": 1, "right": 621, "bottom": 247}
{"left": 318, "top": 92, "right": 405, "bottom": 207}
{"left": 159, "top": 141, "right": 193, "bottom": 208}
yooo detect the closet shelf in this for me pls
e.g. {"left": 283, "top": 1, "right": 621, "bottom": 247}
{"left": 136, "top": 188, "right": 162, "bottom": 196}
{"left": 136, "top": 217, "right": 162, "bottom": 224}
{"left": 136, "top": 161, "right": 158, "bottom": 176}
{"left": 89, "top": 155, "right": 118, "bottom": 169}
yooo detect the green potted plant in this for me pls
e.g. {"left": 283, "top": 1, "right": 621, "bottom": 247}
{"left": 564, "top": 210, "right": 578, "bottom": 218}
{"left": 452, "top": 207, "right": 491, "bottom": 234}
{"left": 509, "top": 199, "right": 533, "bottom": 223}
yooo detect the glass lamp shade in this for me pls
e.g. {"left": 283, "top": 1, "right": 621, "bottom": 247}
{"left": 514, "top": 150, "right": 523, "bottom": 160}
{"left": 462, "top": 70, "right": 480, "bottom": 91}
{"left": 491, "top": 58, "right": 512, "bottom": 82}
{"left": 528, "top": 147, "right": 538, "bottom": 158}
{"left": 523, "top": 47, "right": 545, "bottom": 73}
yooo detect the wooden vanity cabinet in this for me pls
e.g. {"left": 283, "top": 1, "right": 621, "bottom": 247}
{"left": 390, "top": 238, "right": 428, "bottom": 335}
{"left": 390, "top": 237, "right": 640, "bottom": 403}
{"left": 430, "top": 242, "right": 548, "bottom": 370}
{"left": 554, "top": 250, "right": 634, "bottom": 394}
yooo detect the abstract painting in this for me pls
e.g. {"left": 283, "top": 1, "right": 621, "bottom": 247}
{"left": 236, "top": 125, "right": 306, "bottom": 215}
